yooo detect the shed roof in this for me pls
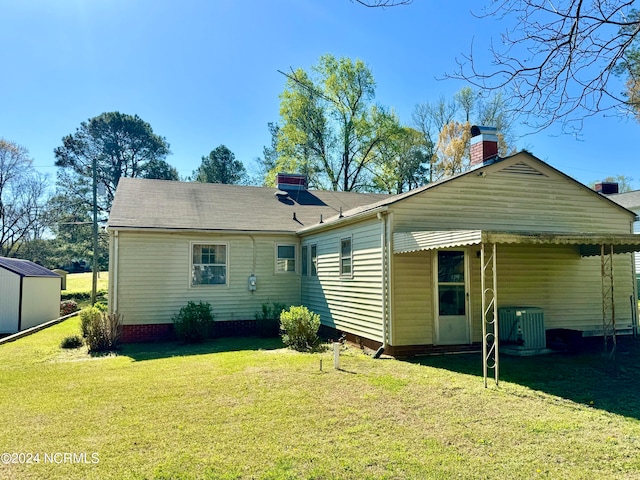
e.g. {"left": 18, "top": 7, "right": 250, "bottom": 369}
{"left": 107, "top": 178, "right": 388, "bottom": 233}
{"left": 0, "top": 258, "right": 61, "bottom": 278}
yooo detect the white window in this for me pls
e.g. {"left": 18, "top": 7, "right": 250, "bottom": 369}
{"left": 276, "top": 244, "right": 296, "bottom": 273}
{"left": 301, "top": 245, "right": 308, "bottom": 276}
{"left": 192, "top": 243, "right": 227, "bottom": 286}
{"left": 310, "top": 244, "right": 317, "bottom": 276}
{"left": 340, "top": 237, "right": 352, "bottom": 277}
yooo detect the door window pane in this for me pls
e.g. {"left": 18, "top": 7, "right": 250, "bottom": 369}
{"left": 438, "top": 251, "right": 465, "bottom": 283}
{"left": 439, "top": 285, "right": 466, "bottom": 316}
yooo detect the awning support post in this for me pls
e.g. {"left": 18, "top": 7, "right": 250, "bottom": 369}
{"left": 601, "top": 244, "right": 616, "bottom": 358}
{"left": 481, "top": 242, "right": 499, "bottom": 387}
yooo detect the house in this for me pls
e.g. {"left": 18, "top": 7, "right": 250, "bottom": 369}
{"left": 0, "top": 257, "right": 62, "bottom": 334}
{"left": 107, "top": 127, "right": 640, "bottom": 365}
{"left": 608, "top": 189, "right": 640, "bottom": 269}
{"left": 106, "top": 175, "right": 386, "bottom": 342}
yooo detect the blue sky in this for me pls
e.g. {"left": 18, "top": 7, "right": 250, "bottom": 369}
{"left": 1, "top": 0, "right": 638, "bottom": 188}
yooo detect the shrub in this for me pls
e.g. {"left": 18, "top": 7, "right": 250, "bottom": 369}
{"left": 80, "top": 307, "right": 102, "bottom": 339}
{"left": 81, "top": 309, "right": 123, "bottom": 352}
{"left": 173, "top": 301, "right": 214, "bottom": 343}
{"left": 280, "top": 305, "right": 320, "bottom": 351}
{"left": 60, "top": 335, "right": 83, "bottom": 349}
{"left": 60, "top": 300, "right": 79, "bottom": 317}
{"left": 255, "top": 302, "right": 287, "bottom": 338}
{"left": 94, "top": 301, "right": 108, "bottom": 312}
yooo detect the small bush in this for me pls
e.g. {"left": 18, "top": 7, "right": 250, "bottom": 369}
{"left": 280, "top": 305, "right": 320, "bottom": 351}
{"left": 173, "top": 301, "right": 214, "bottom": 343}
{"left": 80, "top": 307, "right": 102, "bottom": 339}
{"left": 82, "top": 309, "right": 123, "bottom": 352}
{"left": 60, "top": 335, "right": 83, "bottom": 349}
{"left": 255, "top": 302, "right": 287, "bottom": 338}
{"left": 60, "top": 300, "right": 79, "bottom": 317}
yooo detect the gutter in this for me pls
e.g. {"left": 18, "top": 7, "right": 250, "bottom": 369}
{"left": 105, "top": 226, "right": 300, "bottom": 236}
{"left": 297, "top": 205, "right": 390, "bottom": 236}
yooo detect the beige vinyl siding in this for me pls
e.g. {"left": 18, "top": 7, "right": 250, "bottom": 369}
{"left": 391, "top": 244, "right": 635, "bottom": 346}
{"left": 0, "top": 268, "right": 19, "bottom": 333}
{"left": 21, "top": 277, "right": 61, "bottom": 330}
{"left": 388, "top": 156, "right": 636, "bottom": 347}
{"left": 490, "top": 244, "right": 635, "bottom": 333}
{"left": 391, "top": 250, "right": 433, "bottom": 345}
{"left": 113, "top": 231, "right": 301, "bottom": 325}
{"left": 301, "top": 218, "right": 384, "bottom": 342}
{"left": 391, "top": 155, "right": 633, "bottom": 234}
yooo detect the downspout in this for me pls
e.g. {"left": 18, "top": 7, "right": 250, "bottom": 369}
{"left": 248, "top": 234, "right": 257, "bottom": 274}
{"left": 632, "top": 252, "right": 638, "bottom": 338}
{"left": 377, "top": 211, "right": 389, "bottom": 350}
{"left": 112, "top": 230, "right": 119, "bottom": 313}
{"left": 386, "top": 212, "right": 393, "bottom": 347}
{"left": 631, "top": 218, "right": 638, "bottom": 338}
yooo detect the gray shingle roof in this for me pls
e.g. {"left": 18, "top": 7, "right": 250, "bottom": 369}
{"left": 0, "top": 257, "right": 61, "bottom": 278}
{"left": 107, "top": 178, "right": 389, "bottom": 233}
{"left": 609, "top": 190, "right": 640, "bottom": 211}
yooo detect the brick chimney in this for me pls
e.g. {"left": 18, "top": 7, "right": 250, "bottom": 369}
{"left": 276, "top": 173, "right": 307, "bottom": 191}
{"left": 470, "top": 125, "right": 499, "bottom": 166}
{"left": 594, "top": 182, "right": 619, "bottom": 195}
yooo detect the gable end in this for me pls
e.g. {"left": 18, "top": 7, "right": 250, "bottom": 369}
{"left": 499, "top": 161, "right": 548, "bottom": 177}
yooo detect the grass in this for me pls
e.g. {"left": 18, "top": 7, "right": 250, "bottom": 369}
{"left": 62, "top": 272, "right": 109, "bottom": 308}
{"left": 1, "top": 319, "right": 640, "bottom": 479}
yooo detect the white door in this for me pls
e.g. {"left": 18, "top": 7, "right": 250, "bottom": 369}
{"left": 435, "top": 250, "right": 470, "bottom": 345}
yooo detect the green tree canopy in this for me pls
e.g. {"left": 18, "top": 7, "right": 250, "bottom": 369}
{"left": 54, "top": 111, "right": 172, "bottom": 211}
{"left": 616, "top": 9, "right": 640, "bottom": 122}
{"left": 272, "top": 54, "right": 401, "bottom": 191}
{"left": 193, "top": 145, "right": 247, "bottom": 184}
{"left": 143, "top": 159, "right": 180, "bottom": 181}
{"left": 372, "top": 127, "right": 429, "bottom": 194}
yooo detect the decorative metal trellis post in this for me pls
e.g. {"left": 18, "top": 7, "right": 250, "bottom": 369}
{"left": 481, "top": 242, "right": 499, "bottom": 387}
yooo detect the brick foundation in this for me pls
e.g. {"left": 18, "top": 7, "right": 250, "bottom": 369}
{"left": 121, "top": 320, "right": 259, "bottom": 343}
{"left": 121, "top": 323, "right": 175, "bottom": 343}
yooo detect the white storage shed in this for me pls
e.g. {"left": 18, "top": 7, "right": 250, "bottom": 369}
{"left": 0, "top": 257, "right": 62, "bottom": 334}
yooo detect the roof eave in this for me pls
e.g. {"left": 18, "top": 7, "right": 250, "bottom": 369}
{"left": 296, "top": 205, "right": 389, "bottom": 235}
{"left": 106, "top": 225, "right": 300, "bottom": 236}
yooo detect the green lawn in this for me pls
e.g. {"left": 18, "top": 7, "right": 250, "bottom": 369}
{"left": 62, "top": 272, "right": 109, "bottom": 308}
{"left": 1, "top": 319, "right": 640, "bottom": 479}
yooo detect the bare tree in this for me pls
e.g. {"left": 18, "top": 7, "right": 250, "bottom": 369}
{"left": 449, "top": 1, "right": 640, "bottom": 132}
{"left": 412, "top": 96, "right": 457, "bottom": 183}
{"left": 0, "top": 139, "right": 50, "bottom": 257}
{"left": 352, "top": 0, "right": 412, "bottom": 7}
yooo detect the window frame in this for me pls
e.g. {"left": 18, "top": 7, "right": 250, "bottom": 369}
{"left": 190, "top": 242, "right": 229, "bottom": 287}
{"left": 301, "top": 245, "right": 308, "bottom": 277}
{"left": 275, "top": 243, "right": 297, "bottom": 274}
{"left": 310, "top": 244, "right": 318, "bottom": 277}
{"left": 339, "top": 236, "right": 353, "bottom": 278}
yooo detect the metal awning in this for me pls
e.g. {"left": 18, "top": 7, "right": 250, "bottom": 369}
{"left": 393, "top": 230, "right": 640, "bottom": 257}
{"left": 393, "top": 229, "right": 640, "bottom": 387}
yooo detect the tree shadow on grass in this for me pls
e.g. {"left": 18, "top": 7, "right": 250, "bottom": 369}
{"left": 407, "top": 336, "right": 640, "bottom": 420}
{"left": 119, "top": 336, "right": 285, "bottom": 362}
